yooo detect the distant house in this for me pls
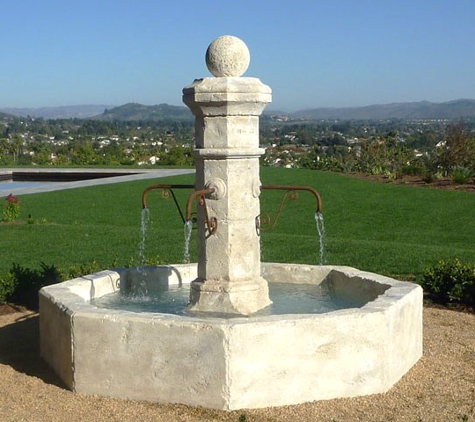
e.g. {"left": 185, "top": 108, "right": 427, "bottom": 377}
{"left": 138, "top": 156, "right": 158, "bottom": 166}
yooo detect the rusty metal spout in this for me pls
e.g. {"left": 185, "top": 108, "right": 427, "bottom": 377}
{"left": 141, "top": 184, "right": 194, "bottom": 224}
{"left": 261, "top": 185, "right": 322, "bottom": 213}
{"left": 257, "top": 185, "right": 323, "bottom": 233}
{"left": 186, "top": 187, "right": 218, "bottom": 237}
{"left": 142, "top": 184, "right": 194, "bottom": 209}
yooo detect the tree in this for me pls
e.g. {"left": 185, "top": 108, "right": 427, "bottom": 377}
{"left": 71, "top": 141, "right": 99, "bottom": 165}
{"left": 436, "top": 120, "right": 475, "bottom": 175}
{"left": 11, "top": 135, "right": 24, "bottom": 164}
{"left": 0, "top": 138, "right": 13, "bottom": 165}
{"left": 353, "top": 133, "right": 414, "bottom": 177}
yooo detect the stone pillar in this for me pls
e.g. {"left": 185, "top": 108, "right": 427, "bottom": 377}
{"left": 183, "top": 36, "right": 272, "bottom": 315}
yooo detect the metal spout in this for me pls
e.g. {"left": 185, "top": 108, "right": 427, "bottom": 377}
{"left": 186, "top": 187, "right": 218, "bottom": 237}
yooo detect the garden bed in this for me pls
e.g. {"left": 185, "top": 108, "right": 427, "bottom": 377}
{"left": 349, "top": 173, "right": 475, "bottom": 193}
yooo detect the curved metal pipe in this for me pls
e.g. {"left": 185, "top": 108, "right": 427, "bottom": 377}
{"left": 260, "top": 185, "right": 322, "bottom": 213}
{"left": 186, "top": 187, "right": 217, "bottom": 237}
{"left": 257, "top": 185, "right": 323, "bottom": 234}
{"left": 142, "top": 184, "right": 194, "bottom": 209}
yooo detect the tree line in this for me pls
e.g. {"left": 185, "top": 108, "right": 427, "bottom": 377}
{"left": 1, "top": 116, "right": 475, "bottom": 182}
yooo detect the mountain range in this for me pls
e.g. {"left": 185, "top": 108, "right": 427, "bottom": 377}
{"left": 0, "top": 105, "right": 111, "bottom": 119}
{"left": 292, "top": 99, "right": 475, "bottom": 120}
{"left": 1, "top": 99, "right": 475, "bottom": 121}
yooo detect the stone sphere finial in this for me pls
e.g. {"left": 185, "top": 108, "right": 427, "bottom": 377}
{"left": 205, "top": 35, "right": 250, "bottom": 77}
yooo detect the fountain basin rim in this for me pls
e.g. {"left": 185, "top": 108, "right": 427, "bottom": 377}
{"left": 40, "top": 263, "right": 420, "bottom": 323}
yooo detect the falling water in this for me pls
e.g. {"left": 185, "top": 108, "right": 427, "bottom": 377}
{"left": 134, "top": 207, "right": 151, "bottom": 297}
{"left": 139, "top": 207, "right": 151, "bottom": 265}
{"left": 183, "top": 220, "right": 193, "bottom": 263}
{"left": 315, "top": 212, "right": 326, "bottom": 265}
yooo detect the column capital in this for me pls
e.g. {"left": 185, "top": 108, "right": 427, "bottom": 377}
{"left": 183, "top": 77, "right": 272, "bottom": 117}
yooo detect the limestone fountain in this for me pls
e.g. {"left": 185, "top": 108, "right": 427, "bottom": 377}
{"left": 39, "top": 36, "right": 423, "bottom": 410}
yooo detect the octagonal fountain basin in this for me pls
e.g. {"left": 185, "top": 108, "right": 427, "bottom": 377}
{"left": 39, "top": 263, "right": 422, "bottom": 410}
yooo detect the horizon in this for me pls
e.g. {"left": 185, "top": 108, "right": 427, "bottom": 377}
{"left": 2, "top": 98, "right": 475, "bottom": 116}
{"left": 2, "top": 1, "right": 474, "bottom": 111}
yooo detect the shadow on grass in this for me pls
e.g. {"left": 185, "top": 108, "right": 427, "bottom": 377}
{"left": 0, "top": 310, "right": 66, "bottom": 389}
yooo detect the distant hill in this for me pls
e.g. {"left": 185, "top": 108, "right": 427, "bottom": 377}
{"left": 93, "top": 100, "right": 475, "bottom": 122}
{"left": 291, "top": 99, "right": 475, "bottom": 120}
{"left": 91, "top": 103, "right": 193, "bottom": 121}
{"left": 2, "top": 99, "right": 475, "bottom": 121}
{"left": 0, "top": 105, "right": 112, "bottom": 119}
{"left": 0, "top": 111, "right": 15, "bottom": 120}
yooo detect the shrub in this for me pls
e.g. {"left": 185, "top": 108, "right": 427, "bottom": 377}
{"left": 0, "top": 257, "right": 161, "bottom": 309}
{"left": 420, "top": 258, "right": 475, "bottom": 308}
{"left": 401, "top": 164, "right": 425, "bottom": 176}
{"left": 2, "top": 193, "right": 20, "bottom": 222}
{"left": 0, "top": 271, "right": 16, "bottom": 304}
{"left": 422, "top": 171, "right": 435, "bottom": 184}
{"left": 65, "top": 260, "right": 103, "bottom": 279}
{"left": 451, "top": 166, "right": 473, "bottom": 184}
{"left": 6, "top": 262, "right": 62, "bottom": 310}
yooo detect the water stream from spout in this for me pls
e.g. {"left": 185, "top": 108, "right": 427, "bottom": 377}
{"left": 135, "top": 207, "right": 151, "bottom": 297}
{"left": 183, "top": 220, "right": 193, "bottom": 263}
{"left": 139, "top": 207, "right": 150, "bottom": 266}
{"left": 315, "top": 212, "right": 326, "bottom": 265}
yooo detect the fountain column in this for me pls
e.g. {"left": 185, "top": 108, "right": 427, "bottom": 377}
{"left": 183, "top": 36, "right": 272, "bottom": 315}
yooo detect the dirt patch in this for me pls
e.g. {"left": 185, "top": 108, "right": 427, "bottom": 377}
{"left": 0, "top": 304, "right": 28, "bottom": 315}
{"left": 349, "top": 173, "right": 475, "bottom": 193}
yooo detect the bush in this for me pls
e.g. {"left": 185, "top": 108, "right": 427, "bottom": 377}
{"left": 6, "top": 262, "right": 62, "bottom": 310}
{"left": 0, "top": 256, "right": 157, "bottom": 310}
{"left": 401, "top": 164, "right": 425, "bottom": 176}
{"left": 0, "top": 271, "right": 16, "bottom": 304}
{"left": 65, "top": 260, "right": 103, "bottom": 279}
{"left": 420, "top": 258, "right": 475, "bottom": 308}
{"left": 451, "top": 166, "right": 473, "bottom": 184}
{"left": 0, "top": 262, "right": 101, "bottom": 310}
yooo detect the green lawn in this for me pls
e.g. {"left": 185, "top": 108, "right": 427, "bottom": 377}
{"left": 1, "top": 167, "right": 474, "bottom": 281}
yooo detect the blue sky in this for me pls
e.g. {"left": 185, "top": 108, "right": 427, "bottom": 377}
{"left": 2, "top": 0, "right": 474, "bottom": 110}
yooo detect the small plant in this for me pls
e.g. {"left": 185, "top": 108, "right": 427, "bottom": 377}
{"left": 422, "top": 171, "right": 435, "bottom": 184}
{"left": 143, "top": 254, "right": 164, "bottom": 266}
{"left": 451, "top": 166, "right": 473, "bottom": 184}
{"left": 401, "top": 164, "right": 424, "bottom": 176}
{"left": 65, "top": 260, "right": 102, "bottom": 279}
{"left": 0, "top": 271, "right": 16, "bottom": 303}
{"left": 2, "top": 193, "right": 20, "bottom": 222}
{"left": 420, "top": 258, "right": 475, "bottom": 308}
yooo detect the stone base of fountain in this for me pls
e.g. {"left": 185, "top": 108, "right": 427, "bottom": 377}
{"left": 188, "top": 276, "right": 272, "bottom": 315}
{"left": 39, "top": 263, "right": 422, "bottom": 410}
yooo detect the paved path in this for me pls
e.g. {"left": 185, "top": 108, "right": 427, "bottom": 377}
{"left": 0, "top": 168, "right": 195, "bottom": 195}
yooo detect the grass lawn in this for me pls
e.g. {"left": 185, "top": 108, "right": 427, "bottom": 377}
{"left": 1, "top": 167, "right": 474, "bottom": 281}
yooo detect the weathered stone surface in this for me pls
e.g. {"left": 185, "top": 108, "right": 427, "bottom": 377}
{"left": 39, "top": 264, "right": 423, "bottom": 410}
{"left": 183, "top": 57, "right": 272, "bottom": 315}
{"left": 183, "top": 77, "right": 271, "bottom": 117}
{"left": 205, "top": 35, "right": 250, "bottom": 77}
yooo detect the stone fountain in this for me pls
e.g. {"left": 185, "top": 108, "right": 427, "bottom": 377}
{"left": 39, "top": 36, "right": 423, "bottom": 410}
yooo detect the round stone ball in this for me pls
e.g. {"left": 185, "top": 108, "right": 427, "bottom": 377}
{"left": 205, "top": 35, "right": 250, "bottom": 77}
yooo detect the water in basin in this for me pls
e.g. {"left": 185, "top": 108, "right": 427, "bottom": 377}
{"left": 91, "top": 281, "right": 368, "bottom": 318}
